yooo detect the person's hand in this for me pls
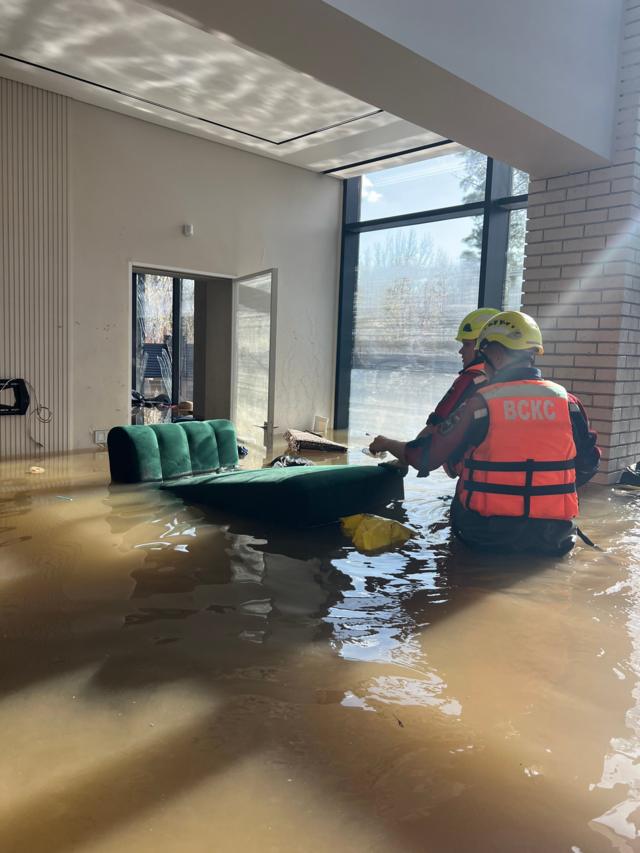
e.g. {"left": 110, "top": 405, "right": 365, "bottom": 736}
{"left": 369, "top": 435, "right": 388, "bottom": 455}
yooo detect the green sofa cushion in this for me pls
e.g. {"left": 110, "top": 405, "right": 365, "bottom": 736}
{"left": 162, "top": 464, "right": 404, "bottom": 527}
{"left": 175, "top": 421, "right": 220, "bottom": 474}
{"left": 210, "top": 420, "right": 239, "bottom": 468}
{"left": 149, "top": 423, "right": 193, "bottom": 480}
{"left": 107, "top": 419, "right": 238, "bottom": 483}
{"left": 107, "top": 424, "right": 163, "bottom": 483}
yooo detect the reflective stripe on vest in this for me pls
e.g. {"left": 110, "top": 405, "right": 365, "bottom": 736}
{"left": 457, "top": 380, "right": 579, "bottom": 520}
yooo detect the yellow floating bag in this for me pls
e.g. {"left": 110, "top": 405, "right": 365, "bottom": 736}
{"left": 340, "top": 513, "right": 414, "bottom": 554}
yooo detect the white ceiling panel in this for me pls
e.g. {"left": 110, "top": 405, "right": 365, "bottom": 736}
{"left": 0, "top": 0, "right": 447, "bottom": 174}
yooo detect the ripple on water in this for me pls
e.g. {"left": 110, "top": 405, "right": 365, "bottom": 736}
{"left": 2, "top": 451, "right": 640, "bottom": 851}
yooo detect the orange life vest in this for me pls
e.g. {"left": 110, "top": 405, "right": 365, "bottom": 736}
{"left": 456, "top": 379, "right": 578, "bottom": 520}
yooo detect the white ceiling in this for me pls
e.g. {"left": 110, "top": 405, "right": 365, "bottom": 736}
{"left": 0, "top": 0, "right": 447, "bottom": 175}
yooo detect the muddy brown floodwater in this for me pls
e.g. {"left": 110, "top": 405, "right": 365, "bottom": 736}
{"left": 1, "top": 441, "right": 640, "bottom": 853}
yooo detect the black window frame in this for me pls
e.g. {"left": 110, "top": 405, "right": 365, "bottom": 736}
{"left": 333, "top": 149, "right": 528, "bottom": 429}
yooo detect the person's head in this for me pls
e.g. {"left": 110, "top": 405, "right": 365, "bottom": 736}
{"left": 475, "top": 311, "right": 544, "bottom": 376}
{"left": 455, "top": 308, "right": 500, "bottom": 367}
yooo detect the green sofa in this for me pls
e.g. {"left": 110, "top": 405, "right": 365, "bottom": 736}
{"left": 107, "top": 420, "right": 404, "bottom": 527}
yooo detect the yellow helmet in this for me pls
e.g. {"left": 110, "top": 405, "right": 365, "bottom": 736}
{"left": 455, "top": 307, "right": 501, "bottom": 342}
{"left": 475, "top": 311, "right": 544, "bottom": 355}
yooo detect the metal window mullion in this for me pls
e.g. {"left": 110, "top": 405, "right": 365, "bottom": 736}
{"left": 493, "top": 193, "right": 528, "bottom": 210}
{"left": 346, "top": 199, "right": 526, "bottom": 234}
{"left": 172, "top": 277, "right": 181, "bottom": 407}
{"left": 346, "top": 199, "right": 485, "bottom": 233}
{"left": 131, "top": 271, "right": 138, "bottom": 395}
{"left": 334, "top": 178, "right": 360, "bottom": 429}
{"left": 478, "top": 158, "right": 511, "bottom": 309}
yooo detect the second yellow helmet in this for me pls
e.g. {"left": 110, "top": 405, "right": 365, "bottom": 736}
{"left": 475, "top": 311, "right": 544, "bottom": 355}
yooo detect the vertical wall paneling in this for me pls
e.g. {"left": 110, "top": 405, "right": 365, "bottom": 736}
{"left": 0, "top": 78, "right": 69, "bottom": 457}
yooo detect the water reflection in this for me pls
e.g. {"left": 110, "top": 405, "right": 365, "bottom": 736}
{"left": 590, "top": 509, "right": 640, "bottom": 851}
{"left": 0, "top": 453, "right": 639, "bottom": 851}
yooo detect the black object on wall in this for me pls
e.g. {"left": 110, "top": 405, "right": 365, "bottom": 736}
{"left": 0, "top": 379, "right": 30, "bottom": 415}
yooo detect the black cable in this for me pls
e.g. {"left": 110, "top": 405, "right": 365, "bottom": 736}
{"left": 0, "top": 378, "right": 52, "bottom": 449}
{"left": 25, "top": 380, "right": 53, "bottom": 448}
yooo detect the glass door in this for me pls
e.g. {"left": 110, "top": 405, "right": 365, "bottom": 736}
{"left": 131, "top": 272, "right": 196, "bottom": 424}
{"left": 231, "top": 270, "right": 277, "bottom": 447}
{"left": 179, "top": 279, "right": 195, "bottom": 405}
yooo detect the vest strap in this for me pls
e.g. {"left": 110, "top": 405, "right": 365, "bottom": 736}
{"left": 462, "top": 481, "right": 577, "bottom": 497}
{"left": 465, "top": 458, "right": 576, "bottom": 473}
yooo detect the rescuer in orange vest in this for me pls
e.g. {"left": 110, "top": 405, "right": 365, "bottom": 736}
{"left": 369, "top": 311, "right": 600, "bottom": 555}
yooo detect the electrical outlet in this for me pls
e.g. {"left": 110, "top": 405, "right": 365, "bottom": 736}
{"left": 94, "top": 429, "right": 108, "bottom": 444}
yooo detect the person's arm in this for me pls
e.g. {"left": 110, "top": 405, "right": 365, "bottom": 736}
{"left": 370, "top": 396, "right": 487, "bottom": 476}
{"left": 368, "top": 436, "right": 410, "bottom": 464}
{"left": 569, "top": 394, "right": 600, "bottom": 487}
{"left": 414, "top": 423, "right": 435, "bottom": 440}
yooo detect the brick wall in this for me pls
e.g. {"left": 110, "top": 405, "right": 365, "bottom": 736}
{"left": 522, "top": 0, "right": 640, "bottom": 484}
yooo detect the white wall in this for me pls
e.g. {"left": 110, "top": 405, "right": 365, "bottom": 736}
{"left": 66, "top": 99, "right": 341, "bottom": 449}
{"left": 324, "top": 0, "right": 623, "bottom": 161}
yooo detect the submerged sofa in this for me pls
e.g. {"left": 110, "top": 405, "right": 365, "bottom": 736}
{"left": 107, "top": 420, "right": 404, "bottom": 527}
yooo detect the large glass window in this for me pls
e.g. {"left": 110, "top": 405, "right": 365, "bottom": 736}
{"left": 350, "top": 218, "right": 482, "bottom": 439}
{"left": 335, "top": 146, "right": 529, "bottom": 431}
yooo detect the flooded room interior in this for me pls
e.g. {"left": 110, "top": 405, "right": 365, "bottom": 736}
{"left": 1, "top": 1, "right": 640, "bottom": 851}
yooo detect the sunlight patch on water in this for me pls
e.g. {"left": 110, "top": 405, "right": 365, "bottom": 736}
{"left": 1, "top": 452, "right": 640, "bottom": 851}
{"left": 590, "top": 520, "right": 640, "bottom": 850}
